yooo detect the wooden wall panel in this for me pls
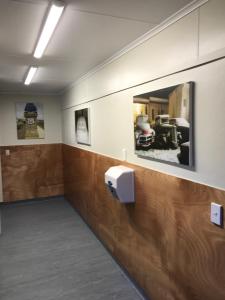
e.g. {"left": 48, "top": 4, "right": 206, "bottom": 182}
{"left": 63, "top": 144, "right": 225, "bottom": 300}
{"left": 1, "top": 144, "right": 64, "bottom": 202}
{"left": 63, "top": 145, "right": 94, "bottom": 222}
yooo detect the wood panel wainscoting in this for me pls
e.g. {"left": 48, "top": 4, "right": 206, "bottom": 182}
{"left": 0, "top": 144, "right": 64, "bottom": 202}
{"left": 63, "top": 144, "right": 225, "bottom": 300}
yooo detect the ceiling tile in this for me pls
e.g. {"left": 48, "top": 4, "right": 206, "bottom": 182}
{"left": 34, "top": 63, "right": 75, "bottom": 83}
{"left": 0, "top": 81, "right": 65, "bottom": 94}
{"left": 65, "top": 0, "right": 193, "bottom": 23}
{"left": 0, "top": 0, "right": 48, "bottom": 55}
{"left": 45, "top": 9, "right": 154, "bottom": 60}
{"left": 0, "top": 63, "right": 27, "bottom": 82}
{"left": 0, "top": 0, "right": 194, "bottom": 94}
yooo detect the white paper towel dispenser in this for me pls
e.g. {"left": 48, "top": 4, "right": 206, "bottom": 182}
{"left": 105, "top": 165, "right": 135, "bottom": 203}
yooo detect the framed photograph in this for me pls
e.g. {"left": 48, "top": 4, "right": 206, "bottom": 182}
{"left": 75, "top": 107, "right": 91, "bottom": 145}
{"left": 133, "top": 82, "right": 194, "bottom": 168}
{"left": 16, "top": 102, "right": 45, "bottom": 140}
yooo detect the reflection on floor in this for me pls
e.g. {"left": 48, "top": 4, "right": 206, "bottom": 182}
{"left": 0, "top": 197, "right": 143, "bottom": 300}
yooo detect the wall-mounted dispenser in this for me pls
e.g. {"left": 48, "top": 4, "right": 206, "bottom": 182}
{"left": 105, "top": 165, "right": 135, "bottom": 203}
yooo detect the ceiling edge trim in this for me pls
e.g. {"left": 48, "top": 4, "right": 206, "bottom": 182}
{"left": 61, "top": 0, "right": 208, "bottom": 95}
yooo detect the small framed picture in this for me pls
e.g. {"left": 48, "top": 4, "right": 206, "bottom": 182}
{"left": 16, "top": 102, "right": 45, "bottom": 140}
{"left": 74, "top": 107, "right": 91, "bottom": 145}
{"left": 133, "top": 82, "right": 194, "bottom": 168}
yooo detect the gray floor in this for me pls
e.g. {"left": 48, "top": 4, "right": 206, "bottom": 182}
{"left": 0, "top": 197, "right": 143, "bottom": 300}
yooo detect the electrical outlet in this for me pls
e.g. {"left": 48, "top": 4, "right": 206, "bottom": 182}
{"left": 5, "top": 149, "right": 10, "bottom": 156}
{"left": 210, "top": 202, "right": 223, "bottom": 226}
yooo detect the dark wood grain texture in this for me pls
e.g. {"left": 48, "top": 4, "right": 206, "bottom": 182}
{"left": 63, "top": 144, "right": 225, "bottom": 300}
{"left": 1, "top": 144, "right": 64, "bottom": 202}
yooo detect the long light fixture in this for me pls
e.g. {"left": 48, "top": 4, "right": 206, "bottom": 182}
{"left": 24, "top": 67, "right": 38, "bottom": 85}
{"left": 34, "top": 1, "right": 65, "bottom": 59}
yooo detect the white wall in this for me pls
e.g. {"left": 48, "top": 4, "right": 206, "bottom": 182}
{"left": 63, "top": 10, "right": 199, "bottom": 108}
{"left": 61, "top": 0, "right": 225, "bottom": 191}
{"left": 0, "top": 94, "right": 62, "bottom": 146}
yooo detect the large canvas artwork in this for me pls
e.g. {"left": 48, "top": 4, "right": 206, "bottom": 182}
{"left": 133, "top": 82, "right": 194, "bottom": 167}
{"left": 75, "top": 108, "right": 91, "bottom": 145}
{"left": 16, "top": 102, "right": 45, "bottom": 140}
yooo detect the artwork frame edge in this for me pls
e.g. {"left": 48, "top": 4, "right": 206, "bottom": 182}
{"left": 133, "top": 81, "right": 195, "bottom": 170}
{"left": 15, "top": 102, "right": 45, "bottom": 140}
{"left": 74, "top": 107, "right": 91, "bottom": 146}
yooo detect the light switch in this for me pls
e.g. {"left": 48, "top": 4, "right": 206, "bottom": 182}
{"left": 5, "top": 149, "right": 10, "bottom": 156}
{"left": 210, "top": 202, "right": 223, "bottom": 226}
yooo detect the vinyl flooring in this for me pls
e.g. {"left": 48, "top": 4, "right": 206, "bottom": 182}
{"left": 0, "top": 197, "right": 143, "bottom": 300}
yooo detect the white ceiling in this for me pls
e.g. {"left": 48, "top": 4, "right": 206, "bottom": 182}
{"left": 0, "top": 0, "right": 194, "bottom": 94}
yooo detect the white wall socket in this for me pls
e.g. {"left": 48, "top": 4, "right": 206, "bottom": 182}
{"left": 210, "top": 202, "right": 223, "bottom": 226}
{"left": 5, "top": 149, "right": 10, "bottom": 156}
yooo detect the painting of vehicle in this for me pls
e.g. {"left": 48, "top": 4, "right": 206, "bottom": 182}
{"left": 153, "top": 114, "right": 178, "bottom": 150}
{"left": 134, "top": 115, "right": 155, "bottom": 150}
{"left": 169, "top": 117, "right": 189, "bottom": 145}
{"left": 133, "top": 82, "right": 194, "bottom": 167}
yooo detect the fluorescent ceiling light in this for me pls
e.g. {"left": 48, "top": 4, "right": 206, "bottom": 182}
{"left": 34, "top": 1, "right": 65, "bottom": 59}
{"left": 24, "top": 67, "right": 38, "bottom": 85}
